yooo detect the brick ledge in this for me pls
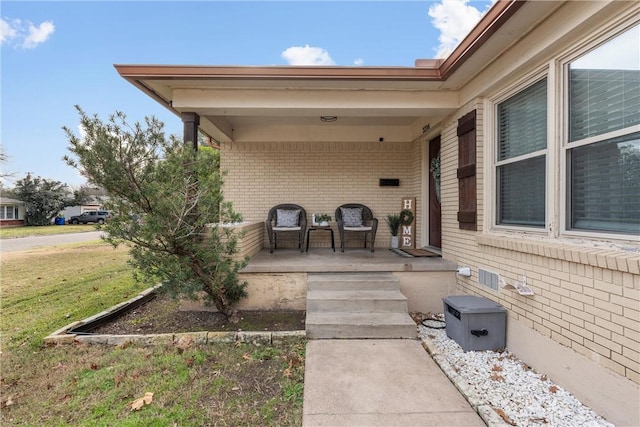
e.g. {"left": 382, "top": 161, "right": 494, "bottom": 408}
{"left": 476, "top": 234, "right": 639, "bottom": 274}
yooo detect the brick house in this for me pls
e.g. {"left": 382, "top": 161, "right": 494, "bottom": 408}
{"left": 0, "top": 197, "right": 25, "bottom": 227}
{"left": 116, "top": 1, "right": 639, "bottom": 424}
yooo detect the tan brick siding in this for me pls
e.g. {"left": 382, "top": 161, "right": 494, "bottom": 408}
{"left": 221, "top": 140, "right": 421, "bottom": 249}
{"left": 439, "top": 100, "right": 640, "bottom": 384}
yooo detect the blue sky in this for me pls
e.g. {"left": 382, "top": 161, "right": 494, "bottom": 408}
{"left": 1, "top": 0, "right": 493, "bottom": 188}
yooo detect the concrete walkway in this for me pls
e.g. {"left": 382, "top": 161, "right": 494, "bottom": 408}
{"left": 302, "top": 339, "right": 485, "bottom": 426}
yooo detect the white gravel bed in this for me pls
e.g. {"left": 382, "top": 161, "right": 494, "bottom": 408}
{"left": 418, "top": 317, "right": 615, "bottom": 427}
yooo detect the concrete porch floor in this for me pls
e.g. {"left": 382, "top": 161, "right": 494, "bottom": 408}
{"left": 242, "top": 248, "right": 457, "bottom": 273}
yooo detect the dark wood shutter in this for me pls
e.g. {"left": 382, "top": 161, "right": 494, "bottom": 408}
{"left": 457, "top": 110, "right": 477, "bottom": 230}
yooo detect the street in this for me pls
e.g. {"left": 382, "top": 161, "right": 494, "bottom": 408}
{"left": 0, "top": 231, "right": 105, "bottom": 252}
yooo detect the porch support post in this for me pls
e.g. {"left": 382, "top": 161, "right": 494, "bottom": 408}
{"left": 181, "top": 112, "right": 200, "bottom": 151}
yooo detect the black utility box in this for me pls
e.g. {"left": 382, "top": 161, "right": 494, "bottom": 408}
{"left": 443, "top": 295, "right": 506, "bottom": 351}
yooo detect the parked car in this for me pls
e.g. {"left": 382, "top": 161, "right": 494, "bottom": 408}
{"left": 68, "top": 211, "right": 110, "bottom": 224}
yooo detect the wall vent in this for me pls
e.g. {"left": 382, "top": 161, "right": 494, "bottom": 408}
{"left": 379, "top": 178, "right": 400, "bottom": 187}
{"left": 478, "top": 269, "right": 499, "bottom": 291}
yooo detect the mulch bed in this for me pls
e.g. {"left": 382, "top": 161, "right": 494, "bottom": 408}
{"left": 88, "top": 293, "right": 306, "bottom": 335}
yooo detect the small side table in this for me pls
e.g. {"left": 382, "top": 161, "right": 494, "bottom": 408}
{"left": 306, "top": 226, "right": 335, "bottom": 252}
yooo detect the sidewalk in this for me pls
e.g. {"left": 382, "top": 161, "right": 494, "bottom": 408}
{"left": 302, "top": 339, "right": 485, "bottom": 426}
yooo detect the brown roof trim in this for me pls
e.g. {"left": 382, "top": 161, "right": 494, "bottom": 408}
{"left": 438, "top": 0, "right": 526, "bottom": 79}
{"left": 115, "top": 64, "right": 443, "bottom": 81}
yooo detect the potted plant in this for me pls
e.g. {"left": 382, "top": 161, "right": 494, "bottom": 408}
{"left": 385, "top": 213, "right": 402, "bottom": 248}
{"left": 315, "top": 213, "right": 331, "bottom": 226}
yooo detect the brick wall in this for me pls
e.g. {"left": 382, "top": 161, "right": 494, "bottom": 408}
{"left": 220, "top": 140, "right": 421, "bottom": 249}
{"left": 0, "top": 220, "right": 25, "bottom": 227}
{"left": 439, "top": 101, "right": 640, "bottom": 384}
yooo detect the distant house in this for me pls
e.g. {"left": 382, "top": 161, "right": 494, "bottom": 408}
{"left": 0, "top": 197, "right": 25, "bottom": 227}
{"left": 116, "top": 1, "right": 639, "bottom": 425}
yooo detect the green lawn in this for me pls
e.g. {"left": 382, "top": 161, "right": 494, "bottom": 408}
{"left": 0, "top": 242, "right": 305, "bottom": 426}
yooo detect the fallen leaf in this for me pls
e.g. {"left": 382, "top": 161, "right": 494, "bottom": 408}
{"left": 549, "top": 385, "right": 559, "bottom": 393}
{"left": 175, "top": 336, "right": 194, "bottom": 350}
{"left": 90, "top": 363, "right": 98, "bottom": 370}
{"left": 130, "top": 398, "right": 144, "bottom": 411}
{"left": 283, "top": 368, "right": 293, "bottom": 378}
{"left": 494, "top": 407, "right": 516, "bottom": 425}
{"left": 540, "top": 374, "right": 548, "bottom": 381}
{"left": 490, "top": 373, "right": 505, "bottom": 382}
{"left": 130, "top": 392, "right": 153, "bottom": 411}
{"left": 491, "top": 364, "right": 503, "bottom": 372}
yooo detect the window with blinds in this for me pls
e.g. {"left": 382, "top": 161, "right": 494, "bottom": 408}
{"left": 570, "top": 134, "right": 640, "bottom": 233}
{"left": 496, "top": 78, "right": 547, "bottom": 227}
{"left": 567, "top": 24, "right": 640, "bottom": 235}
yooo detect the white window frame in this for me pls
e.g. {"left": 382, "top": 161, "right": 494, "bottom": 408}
{"left": 484, "top": 67, "right": 554, "bottom": 236}
{"left": 0, "top": 205, "right": 18, "bottom": 220}
{"left": 559, "top": 21, "right": 640, "bottom": 241}
{"left": 484, "top": 19, "right": 639, "bottom": 244}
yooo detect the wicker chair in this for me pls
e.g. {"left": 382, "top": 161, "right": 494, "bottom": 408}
{"left": 335, "top": 203, "right": 378, "bottom": 252}
{"left": 265, "top": 204, "right": 307, "bottom": 253}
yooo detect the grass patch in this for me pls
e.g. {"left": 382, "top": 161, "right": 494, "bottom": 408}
{"left": 1, "top": 340, "right": 305, "bottom": 426}
{"left": 0, "top": 224, "right": 97, "bottom": 239}
{"left": 0, "top": 243, "right": 141, "bottom": 351}
{"left": 0, "top": 241, "right": 306, "bottom": 426}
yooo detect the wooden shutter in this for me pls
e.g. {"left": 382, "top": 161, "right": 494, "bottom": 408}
{"left": 457, "top": 110, "right": 477, "bottom": 230}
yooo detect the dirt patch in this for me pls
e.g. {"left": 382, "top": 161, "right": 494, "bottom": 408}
{"left": 89, "top": 293, "right": 306, "bottom": 335}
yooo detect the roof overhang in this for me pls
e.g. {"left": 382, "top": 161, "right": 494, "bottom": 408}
{"left": 115, "top": 0, "right": 561, "bottom": 144}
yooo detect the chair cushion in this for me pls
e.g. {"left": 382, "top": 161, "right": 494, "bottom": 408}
{"left": 344, "top": 226, "right": 372, "bottom": 231}
{"left": 276, "top": 209, "right": 300, "bottom": 227}
{"left": 341, "top": 207, "right": 363, "bottom": 227}
{"left": 273, "top": 226, "right": 302, "bottom": 231}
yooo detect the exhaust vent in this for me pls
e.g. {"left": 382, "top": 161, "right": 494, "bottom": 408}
{"left": 478, "top": 269, "right": 499, "bottom": 291}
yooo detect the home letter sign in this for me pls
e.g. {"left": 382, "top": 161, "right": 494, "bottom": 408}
{"left": 400, "top": 197, "right": 416, "bottom": 249}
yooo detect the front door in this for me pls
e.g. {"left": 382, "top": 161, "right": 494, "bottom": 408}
{"left": 428, "top": 135, "right": 442, "bottom": 248}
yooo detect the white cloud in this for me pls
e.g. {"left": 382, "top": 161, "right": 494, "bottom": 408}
{"left": 0, "top": 18, "right": 18, "bottom": 44}
{"left": 353, "top": 58, "right": 364, "bottom": 66}
{"left": 281, "top": 44, "right": 335, "bottom": 65}
{"left": 0, "top": 17, "right": 55, "bottom": 49}
{"left": 23, "top": 20, "right": 55, "bottom": 49}
{"left": 429, "top": 0, "right": 494, "bottom": 59}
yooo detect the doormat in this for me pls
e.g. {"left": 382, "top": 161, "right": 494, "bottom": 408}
{"left": 400, "top": 248, "right": 440, "bottom": 257}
